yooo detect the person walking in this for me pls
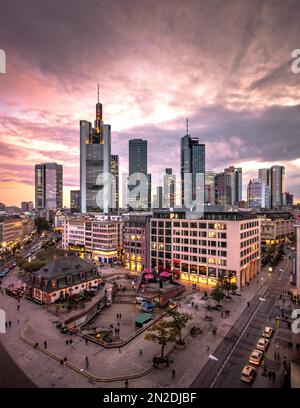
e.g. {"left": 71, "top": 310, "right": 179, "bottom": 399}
{"left": 172, "top": 369, "right": 176, "bottom": 379}
{"left": 69, "top": 339, "right": 73, "bottom": 346}
{"left": 125, "top": 379, "right": 129, "bottom": 388}
{"left": 60, "top": 359, "right": 64, "bottom": 366}
{"left": 85, "top": 338, "right": 88, "bottom": 346}
{"left": 44, "top": 341, "right": 47, "bottom": 349}
{"left": 17, "top": 305, "right": 20, "bottom": 311}
{"left": 139, "top": 347, "right": 143, "bottom": 356}
{"left": 66, "top": 339, "right": 69, "bottom": 346}
{"left": 85, "top": 356, "right": 89, "bottom": 369}
{"left": 206, "top": 345, "right": 210, "bottom": 352}
{"left": 247, "top": 301, "right": 250, "bottom": 307}
{"left": 8, "top": 321, "right": 11, "bottom": 327}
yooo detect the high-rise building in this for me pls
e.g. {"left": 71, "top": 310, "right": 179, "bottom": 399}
{"left": 180, "top": 120, "right": 205, "bottom": 208}
{"left": 163, "top": 168, "right": 176, "bottom": 208}
{"left": 70, "top": 190, "right": 80, "bottom": 212}
{"left": 258, "top": 168, "right": 271, "bottom": 187}
{"left": 285, "top": 192, "right": 294, "bottom": 207}
{"left": 35, "top": 163, "right": 63, "bottom": 210}
{"left": 215, "top": 167, "right": 242, "bottom": 206}
{"left": 80, "top": 86, "right": 111, "bottom": 213}
{"left": 110, "top": 155, "right": 119, "bottom": 211}
{"left": 205, "top": 171, "right": 215, "bottom": 204}
{"left": 270, "top": 165, "right": 285, "bottom": 208}
{"left": 121, "top": 173, "right": 129, "bottom": 209}
{"left": 247, "top": 179, "right": 263, "bottom": 208}
{"left": 155, "top": 186, "right": 163, "bottom": 209}
{"left": 128, "top": 139, "right": 151, "bottom": 210}
{"left": 21, "top": 201, "right": 34, "bottom": 212}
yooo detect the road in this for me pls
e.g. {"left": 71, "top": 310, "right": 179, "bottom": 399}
{"left": 190, "top": 256, "right": 290, "bottom": 388}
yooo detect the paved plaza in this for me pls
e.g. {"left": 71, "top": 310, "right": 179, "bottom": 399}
{"left": 1, "top": 261, "right": 289, "bottom": 388}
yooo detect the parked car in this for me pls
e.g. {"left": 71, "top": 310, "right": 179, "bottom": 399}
{"left": 249, "top": 349, "right": 263, "bottom": 365}
{"left": 241, "top": 365, "right": 256, "bottom": 383}
{"left": 256, "top": 337, "right": 269, "bottom": 351}
{"left": 0, "top": 271, "right": 6, "bottom": 278}
{"left": 262, "top": 327, "right": 273, "bottom": 338}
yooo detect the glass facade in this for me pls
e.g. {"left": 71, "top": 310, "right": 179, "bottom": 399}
{"left": 35, "top": 163, "right": 63, "bottom": 210}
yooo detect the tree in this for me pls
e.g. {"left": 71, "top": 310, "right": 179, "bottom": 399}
{"left": 169, "top": 309, "right": 192, "bottom": 345}
{"left": 35, "top": 217, "right": 51, "bottom": 234}
{"left": 144, "top": 319, "right": 176, "bottom": 362}
{"left": 219, "top": 272, "right": 236, "bottom": 297}
{"left": 211, "top": 285, "right": 225, "bottom": 305}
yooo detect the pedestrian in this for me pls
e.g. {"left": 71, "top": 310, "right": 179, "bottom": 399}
{"left": 17, "top": 305, "right": 20, "bottom": 311}
{"left": 8, "top": 321, "right": 11, "bottom": 327}
{"left": 139, "top": 347, "right": 143, "bottom": 356}
{"left": 85, "top": 356, "right": 89, "bottom": 368}
{"left": 66, "top": 340, "right": 69, "bottom": 346}
{"left": 60, "top": 359, "right": 64, "bottom": 366}
{"left": 64, "top": 357, "right": 67, "bottom": 363}
{"left": 172, "top": 369, "right": 176, "bottom": 379}
{"left": 247, "top": 301, "right": 250, "bottom": 307}
{"left": 34, "top": 342, "right": 38, "bottom": 349}
{"left": 85, "top": 338, "right": 88, "bottom": 346}
{"left": 117, "top": 321, "right": 120, "bottom": 327}
{"left": 5, "top": 322, "right": 7, "bottom": 328}
{"left": 206, "top": 345, "right": 210, "bottom": 352}
{"left": 117, "top": 313, "right": 119, "bottom": 319}
{"left": 125, "top": 379, "right": 129, "bottom": 388}
{"left": 120, "top": 313, "right": 122, "bottom": 319}
{"left": 69, "top": 339, "right": 73, "bottom": 346}
{"left": 119, "top": 347, "right": 121, "bottom": 353}
{"left": 44, "top": 341, "right": 47, "bottom": 349}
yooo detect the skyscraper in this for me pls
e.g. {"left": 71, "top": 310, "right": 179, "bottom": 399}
{"left": 35, "top": 163, "right": 63, "bottom": 210}
{"left": 80, "top": 86, "right": 111, "bottom": 213}
{"left": 128, "top": 139, "right": 151, "bottom": 210}
{"left": 110, "top": 155, "right": 119, "bottom": 211}
{"left": 156, "top": 186, "right": 163, "bottom": 209}
{"left": 215, "top": 166, "right": 242, "bottom": 206}
{"left": 258, "top": 168, "right": 271, "bottom": 209}
{"left": 163, "top": 168, "right": 176, "bottom": 208}
{"left": 180, "top": 120, "right": 205, "bottom": 208}
{"left": 204, "top": 171, "right": 215, "bottom": 204}
{"left": 271, "top": 165, "right": 285, "bottom": 208}
{"left": 70, "top": 190, "right": 80, "bottom": 212}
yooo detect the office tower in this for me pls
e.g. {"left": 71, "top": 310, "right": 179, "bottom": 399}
{"left": 80, "top": 86, "right": 111, "bottom": 213}
{"left": 70, "top": 190, "right": 80, "bottom": 212}
{"left": 270, "top": 165, "right": 285, "bottom": 208}
{"left": 205, "top": 171, "right": 215, "bottom": 204}
{"left": 285, "top": 192, "right": 294, "bottom": 207}
{"left": 122, "top": 173, "right": 129, "bottom": 209}
{"left": 180, "top": 120, "right": 205, "bottom": 208}
{"left": 0, "top": 203, "right": 5, "bottom": 211}
{"left": 110, "top": 155, "right": 119, "bottom": 210}
{"left": 21, "top": 201, "right": 34, "bottom": 212}
{"left": 163, "top": 168, "right": 176, "bottom": 208}
{"left": 156, "top": 186, "right": 163, "bottom": 209}
{"left": 128, "top": 139, "right": 151, "bottom": 210}
{"left": 258, "top": 168, "right": 271, "bottom": 187}
{"left": 35, "top": 163, "right": 63, "bottom": 210}
{"left": 214, "top": 167, "right": 241, "bottom": 206}
{"left": 247, "top": 179, "right": 263, "bottom": 208}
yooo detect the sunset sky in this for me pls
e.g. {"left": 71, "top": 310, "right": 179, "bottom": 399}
{"left": 0, "top": 0, "right": 300, "bottom": 207}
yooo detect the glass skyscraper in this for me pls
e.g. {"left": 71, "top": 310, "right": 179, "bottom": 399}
{"left": 35, "top": 162, "right": 63, "bottom": 210}
{"left": 80, "top": 87, "right": 111, "bottom": 213}
{"left": 128, "top": 139, "right": 151, "bottom": 210}
{"left": 180, "top": 127, "right": 205, "bottom": 208}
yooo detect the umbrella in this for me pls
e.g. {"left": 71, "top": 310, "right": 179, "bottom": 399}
{"left": 160, "top": 271, "right": 171, "bottom": 278}
{"left": 144, "top": 274, "right": 154, "bottom": 280}
{"left": 143, "top": 268, "right": 152, "bottom": 274}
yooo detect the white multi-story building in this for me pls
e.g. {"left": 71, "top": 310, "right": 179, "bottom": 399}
{"left": 62, "top": 214, "right": 123, "bottom": 263}
{"left": 150, "top": 210, "right": 261, "bottom": 289}
{"left": 259, "top": 212, "right": 294, "bottom": 245}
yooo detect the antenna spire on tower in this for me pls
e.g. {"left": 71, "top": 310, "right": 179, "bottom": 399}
{"left": 186, "top": 118, "right": 189, "bottom": 135}
{"left": 97, "top": 84, "right": 99, "bottom": 103}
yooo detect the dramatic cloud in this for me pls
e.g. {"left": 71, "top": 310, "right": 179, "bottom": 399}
{"left": 0, "top": 0, "right": 300, "bottom": 205}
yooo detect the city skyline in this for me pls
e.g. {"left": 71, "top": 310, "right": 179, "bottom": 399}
{"left": 1, "top": 0, "right": 300, "bottom": 207}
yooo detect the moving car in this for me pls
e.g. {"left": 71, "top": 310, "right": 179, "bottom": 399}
{"left": 249, "top": 349, "right": 263, "bottom": 365}
{"left": 256, "top": 337, "right": 269, "bottom": 351}
{"left": 241, "top": 365, "right": 256, "bottom": 383}
{"left": 262, "top": 326, "right": 273, "bottom": 338}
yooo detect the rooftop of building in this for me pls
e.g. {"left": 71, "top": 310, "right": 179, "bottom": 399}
{"left": 152, "top": 208, "right": 259, "bottom": 221}
{"left": 33, "top": 254, "right": 94, "bottom": 279}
